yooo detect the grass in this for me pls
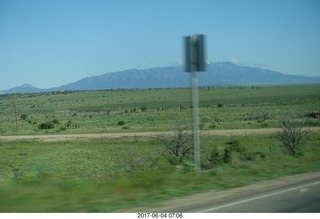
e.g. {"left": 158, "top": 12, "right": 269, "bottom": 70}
{"left": 0, "top": 133, "right": 319, "bottom": 212}
{"left": 0, "top": 84, "right": 319, "bottom": 135}
{"left": 0, "top": 84, "right": 319, "bottom": 212}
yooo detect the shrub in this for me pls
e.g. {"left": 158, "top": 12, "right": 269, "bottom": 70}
{"left": 38, "top": 122, "right": 55, "bottom": 130}
{"left": 141, "top": 106, "right": 147, "bottom": 112}
{"left": 20, "top": 114, "right": 28, "bottom": 120}
{"left": 201, "top": 115, "right": 210, "bottom": 123}
{"left": 117, "top": 121, "right": 125, "bottom": 126}
{"left": 52, "top": 119, "right": 60, "bottom": 124}
{"left": 226, "top": 140, "right": 246, "bottom": 153}
{"left": 156, "top": 123, "right": 193, "bottom": 166}
{"left": 223, "top": 140, "right": 247, "bottom": 164}
{"left": 223, "top": 147, "right": 232, "bottom": 163}
{"left": 202, "top": 146, "right": 221, "bottom": 169}
{"left": 276, "top": 118, "right": 307, "bottom": 157}
{"left": 123, "top": 146, "right": 159, "bottom": 176}
{"left": 66, "top": 120, "right": 72, "bottom": 128}
{"left": 217, "top": 103, "right": 223, "bottom": 108}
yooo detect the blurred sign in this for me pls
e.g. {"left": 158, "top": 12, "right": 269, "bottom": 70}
{"left": 185, "top": 34, "right": 206, "bottom": 72}
{"left": 183, "top": 34, "right": 206, "bottom": 172}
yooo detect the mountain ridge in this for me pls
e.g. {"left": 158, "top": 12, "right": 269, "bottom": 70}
{"left": 2, "top": 62, "right": 320, "bottom": 94}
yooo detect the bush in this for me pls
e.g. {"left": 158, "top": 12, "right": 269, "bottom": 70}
{"left": 59, "top": 127, "right": 67, "bottom": 131}
{"left": 52, "top": 119, "right": 60, "bottom": 124}
{"left": 223, "top": 140, "right": 247, "bottom": 164}
{"left": 141, "top": 106, "right": 147, "bottom": 112}
{"left": 117, "top": 121, "right": 125, "bottom": 126}
{"left": 156, "top": 123, "right": 193, "bottom": 166}
{"left": 20, "top": 114, "right": 28, "bottom": 120}
{"left": 202, "top": 146, "right": 221, "bottom": 169}
{"left": 123, "top": 146, "right": 159, "bottom": 176}
{"left": 38, "top": 122, "right": 55, "bottom": 130}
{"left": 201, "top": 115, "right": 210, "bottom": 123}
{"left": 276, "top": 118, "right": 307, "bottom": 157}
{"left": 217, "top": 103, "right": 223, "bottom": 108}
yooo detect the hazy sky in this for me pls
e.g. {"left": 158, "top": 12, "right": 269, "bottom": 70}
{"left": 1, "top": 0, "right": 320, "bottom": 90}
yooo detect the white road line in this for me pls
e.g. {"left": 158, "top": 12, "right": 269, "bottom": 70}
{"left": 198, "top": 180, "right": 320, "bottom": 213}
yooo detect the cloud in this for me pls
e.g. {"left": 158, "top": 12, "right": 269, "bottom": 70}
{"left": 230, "top": 57, "right": 239, "bottom": 64}
{"left": 166, "top": 58, "right": 182, "bottom": 67}
{"left": 174, "top": 58, "right": 182, "bottom": 66}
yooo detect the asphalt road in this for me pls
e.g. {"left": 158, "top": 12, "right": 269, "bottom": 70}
{"left": 128, "top": 172, "right": 320, "bottom": 213}
{"left": 197, "top": 179, "right": 320, "bottom": 212}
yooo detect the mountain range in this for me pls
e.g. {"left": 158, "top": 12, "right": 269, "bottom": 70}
{"left": 2, "top": 62, "right": 320, "bottom": 94}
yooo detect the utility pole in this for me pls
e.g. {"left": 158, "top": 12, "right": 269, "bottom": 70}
{"left": 184, "top": 34, "right": 206, "bottom": 172}
{"left": 13, "top": 93, "right": 19, "bottom": 132}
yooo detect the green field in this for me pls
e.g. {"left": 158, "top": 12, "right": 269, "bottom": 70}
{"left": 0, "top": 134, "right": 320, "bottom": 212}
{"left": 1, "top": 84, "right": 320, "bottom": 135}
{"left": 0, "top": 84, "right": 320, "bottom": 212}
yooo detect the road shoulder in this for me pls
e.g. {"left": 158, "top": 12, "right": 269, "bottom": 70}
{"left": 124, "top": 171, "right": 320, "bottom": 212}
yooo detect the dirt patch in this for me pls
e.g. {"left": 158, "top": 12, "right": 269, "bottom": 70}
{"left": 1, "top": 127, "right": 319, "bottom": 142}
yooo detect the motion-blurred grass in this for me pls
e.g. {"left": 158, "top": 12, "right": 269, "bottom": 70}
{"left": 0, "top": 133, "right": 319, "bottom": 212}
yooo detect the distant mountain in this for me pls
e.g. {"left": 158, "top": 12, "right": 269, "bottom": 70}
{"left": 198, "top": 62, "right": 320, "bottom": 85}
{"left": 49, "top": 66, "right": 189, "bottom": 91}
{"left": 1, "top": 62, "right": 320, "bottom": 94}
{"left": 0, "top": 83, "right": 44, "bottom": 94}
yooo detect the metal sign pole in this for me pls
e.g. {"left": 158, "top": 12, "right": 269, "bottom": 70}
{"left": 191, "top": 71, "right": 201, "bottom": 172}
{"left": 184, "top": 34, "right": 206, "bottom": 172}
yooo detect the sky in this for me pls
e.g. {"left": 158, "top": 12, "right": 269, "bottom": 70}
{"left": 0, "top": 0, "right": 320, "bottom": 90}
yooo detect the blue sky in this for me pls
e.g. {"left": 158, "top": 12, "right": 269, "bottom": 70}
{"left": 0, "top": 0, "right": 319, "bottom": 90}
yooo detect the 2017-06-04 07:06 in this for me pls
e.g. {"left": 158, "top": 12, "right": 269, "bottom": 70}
{"left": 137, "top": 213, "right": 183, "bottom": 218}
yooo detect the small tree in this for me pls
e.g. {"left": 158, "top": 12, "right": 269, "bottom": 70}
{"left": 276, "top": 118, "right": 307, "bottom": 157}
{"left": 156, "top": 123, "right": 193, "bottom": 166}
